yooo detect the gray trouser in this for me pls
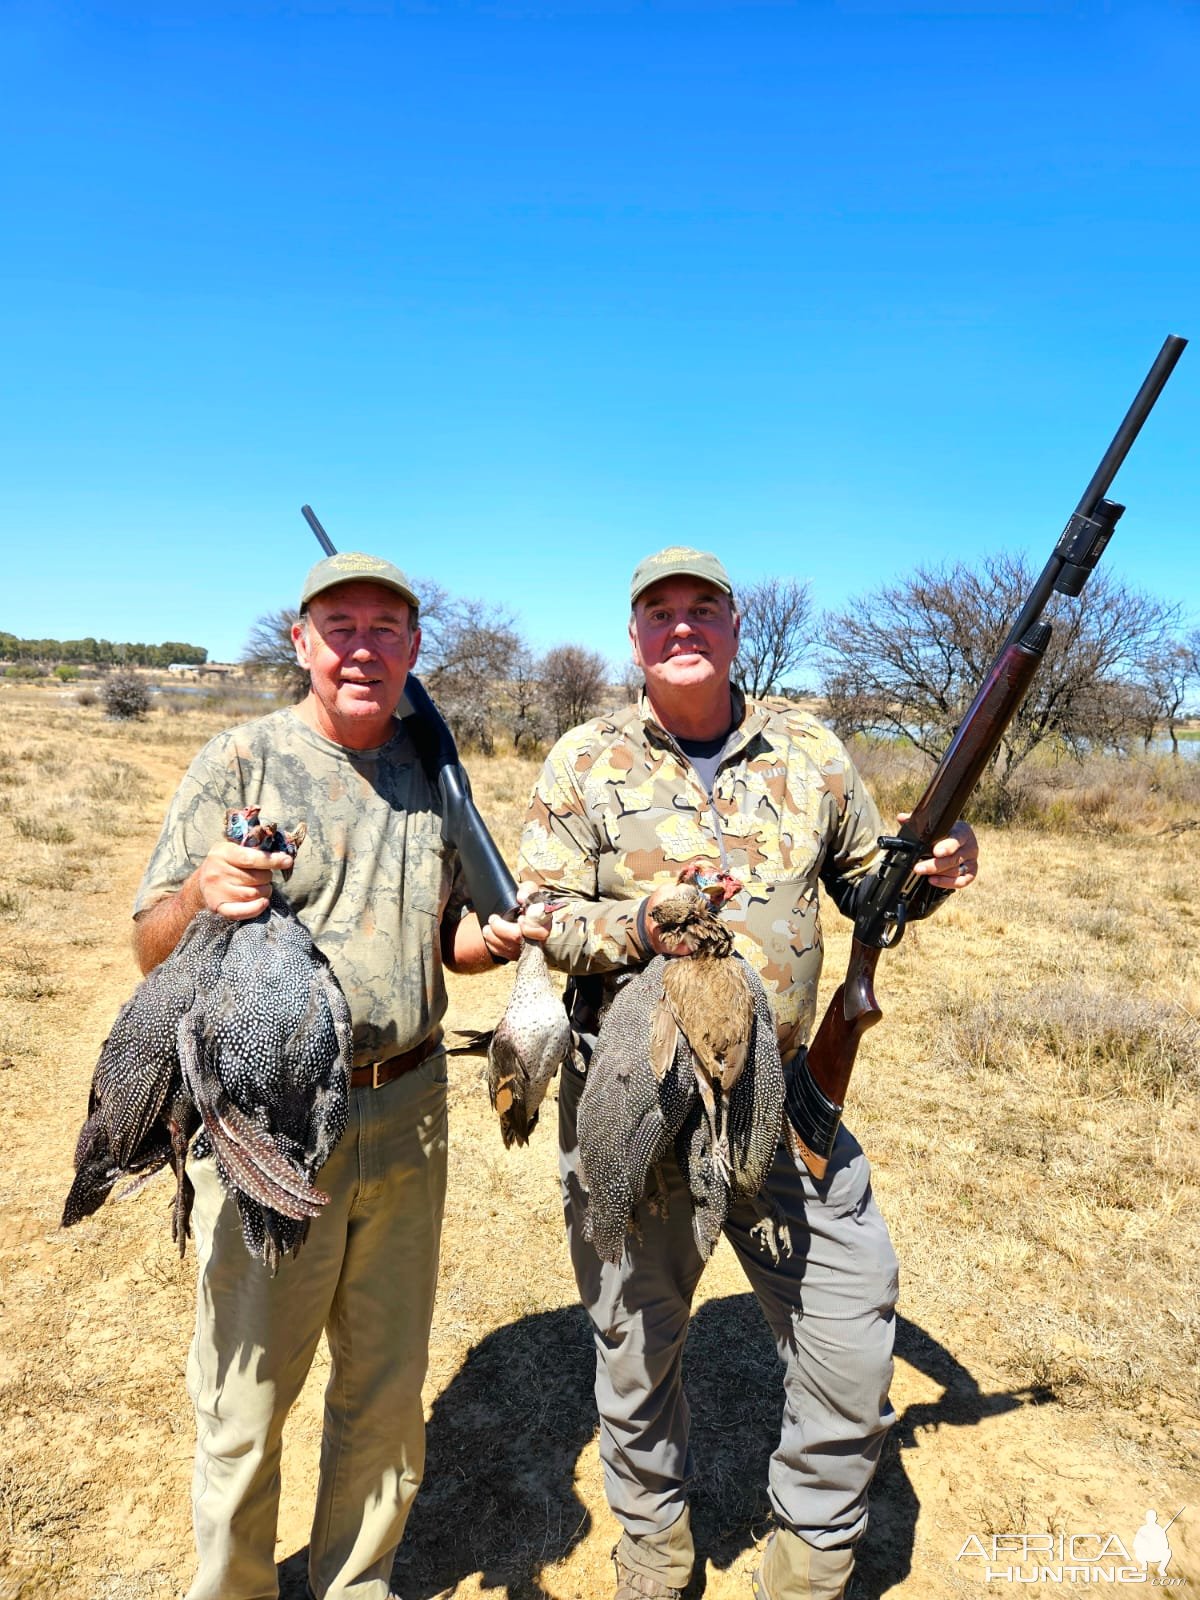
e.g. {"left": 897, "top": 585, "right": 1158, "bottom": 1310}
{"left": 559, "top": 1064, "right": 898, "bottom": 1582}
{"left": 185, "top": 1053, "right": 448, "bottom": 1600}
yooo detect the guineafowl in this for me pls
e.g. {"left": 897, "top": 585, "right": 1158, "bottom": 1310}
{"left": 62, "top": 808, "right": 353, "bottom": 1270}
{"left": 577, "top": 872, "right": 788, "bottom": 1264}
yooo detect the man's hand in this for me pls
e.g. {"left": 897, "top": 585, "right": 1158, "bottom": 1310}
{"left": 133, "top": 838, "right": 292, "bottom": 975}
{"left": 641, "top": 883, "right": 695, "bottom": 957}
{"left": 484, "top": 892, "right": 553, "bottom": 963}
{"left": 451, "top": 881, "right": 552, "bottom": 972}
{"left": 198, "top": 839, "right": 295, "bottom": 922}
{"left": 903, "top": 815, "right": 980, "bottom": 891}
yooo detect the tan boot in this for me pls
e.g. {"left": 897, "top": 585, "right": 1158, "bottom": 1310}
{"left": 611, "top": 1506, "right": 692, "bottom": 1599}
{"left": 612, "top": 1550, "right": 684, "bottom": 1600}
{"left": 751, "top": 1529, "right": 854, "bottom": 1600}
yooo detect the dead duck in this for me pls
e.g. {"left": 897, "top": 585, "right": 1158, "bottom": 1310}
{"left": 62, "top": 808, "right": 353, "bottom": 1270}
{"left": 486, "top": 896, "right": 571, "bottom": 1147}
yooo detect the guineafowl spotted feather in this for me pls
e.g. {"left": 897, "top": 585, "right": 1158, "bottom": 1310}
{"left": 62, "top": 809, "right": 353, "bottom": 1269}
{"left": 578, "top": 949, "right": 786, "bottom": 1265}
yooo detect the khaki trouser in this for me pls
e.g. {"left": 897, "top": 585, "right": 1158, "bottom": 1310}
{"left": 184, "top": 1053, "right": 448, "bottom": 1600}
{"left": 559, "top": 1063, "right": 897, "bottom": 1586}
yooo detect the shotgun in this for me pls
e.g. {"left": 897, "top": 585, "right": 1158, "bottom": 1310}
{"left": 785, "top": 334, "right": 1188, "bottom": 1180}
{"left": 300, "top": 505, "right": 520, "bottom": 926}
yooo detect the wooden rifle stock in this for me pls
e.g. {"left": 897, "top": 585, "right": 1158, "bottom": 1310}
{"left": 786, "top": 335, "right": 1187, "bottom": 1179}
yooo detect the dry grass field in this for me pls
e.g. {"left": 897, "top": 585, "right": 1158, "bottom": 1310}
{"left": 0, "top": 687, "right": 1197, "bottom": 1599}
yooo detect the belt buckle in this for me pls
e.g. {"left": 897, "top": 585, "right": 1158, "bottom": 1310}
{"left": 372, "top": 1059, "right": 386, "bottom": 1090}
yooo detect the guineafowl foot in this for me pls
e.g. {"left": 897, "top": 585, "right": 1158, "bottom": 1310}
{"left": 749, "top": 1196, "right": 793, "bottom": 1262}
{"left": 712, "top": 1135, "right": 732, "bottom": 1187}
{"left": 644, "top": 1165, "right": 671, "bottom": 1220}
{"left": 171, "top": 1172, "right": 196, "bottom": 1257}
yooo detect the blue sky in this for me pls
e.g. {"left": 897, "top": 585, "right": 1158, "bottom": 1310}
{"left": 1, "top": 1, "right": 1196, "bottom": 676}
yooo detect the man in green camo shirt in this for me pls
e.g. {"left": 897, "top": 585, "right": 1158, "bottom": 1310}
{"left": 518, "top": 546, "right": 979, "bottom": 1600}
{"left": 134, "top": 551, "right": 533, "bottom": 1600}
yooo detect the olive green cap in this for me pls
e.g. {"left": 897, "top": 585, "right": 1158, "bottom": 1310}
{"left": 299, "top": 551, "right": 420, "bottom": 612}
{"left": 630, "top": 546, "right": 734, "bottom": 606}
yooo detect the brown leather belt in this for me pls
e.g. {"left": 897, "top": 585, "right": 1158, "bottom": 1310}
{"left": 350, "top": 1031, "right": 442, "bottom": 1089}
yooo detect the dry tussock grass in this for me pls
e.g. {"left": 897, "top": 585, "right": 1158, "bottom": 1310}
{"left": 0, "top": 685, "right": 1197, "bottom": 1596}
{"left": 850, "top": 733, "right": 1200, "bottom": 835}
{"left": 844, "top": 820, "right": 1200, "bottom": 1436}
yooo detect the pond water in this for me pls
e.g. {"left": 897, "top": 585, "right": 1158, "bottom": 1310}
{"left": 148, "top": 683, "right": 276, "bottom": 699}
{"left": 1147, "top": 736, "right": 1200, "bottom": 759}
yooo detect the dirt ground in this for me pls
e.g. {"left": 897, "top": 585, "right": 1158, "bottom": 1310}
{"left": 0, "top": 695, "right": 1197, "bottom": 1599}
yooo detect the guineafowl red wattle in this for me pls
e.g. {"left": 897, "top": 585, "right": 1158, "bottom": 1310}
{"left": 62, "top": 808, "right": 353, "bottom": 1270}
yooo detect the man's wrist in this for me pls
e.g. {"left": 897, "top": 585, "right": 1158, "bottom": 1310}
{"left": 181, "top": 871, "right": 206, "bottom": 919}
{"left": 633, "top": 896, "right": 653, "bottom": 958}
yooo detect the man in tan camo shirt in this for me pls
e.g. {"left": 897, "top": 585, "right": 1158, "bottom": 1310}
{"left": 518, "top": 546, "right": 979, "bottom": 1600}
{"left": 134, "top": 551, "right": 534, "bottom": 1600}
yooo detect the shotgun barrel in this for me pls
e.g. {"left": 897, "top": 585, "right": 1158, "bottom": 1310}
{"left": 299, "top": 506, "right": 520, "bottom": 925}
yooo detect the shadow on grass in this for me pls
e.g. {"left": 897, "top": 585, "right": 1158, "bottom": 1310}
{"left": 278, "top": 1302, "right": 1053, "bottom": 1600}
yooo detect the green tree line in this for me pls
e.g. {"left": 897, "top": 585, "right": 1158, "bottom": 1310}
{"left": 0, "top": 632, "right": 208, "bottom": 668}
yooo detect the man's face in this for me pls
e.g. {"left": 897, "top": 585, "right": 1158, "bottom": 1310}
{"left": 630, "top": 577, "right": 740, "bottom": 699}
{"left": 293, "top": 581, "right": 420, "bottom": 744}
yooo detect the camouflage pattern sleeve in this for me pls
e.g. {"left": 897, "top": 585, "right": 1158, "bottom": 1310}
{"left": 134, "top": 740, "right": 239, "bottom": 913}
{"left": 804, "top": 722, "right": 885, "bottom": 889}
{"left": 517, "top": 737, "right": 644, "bottom": 974}
{"left": 517, "top": 696, "right": 901, "bottom": 1060}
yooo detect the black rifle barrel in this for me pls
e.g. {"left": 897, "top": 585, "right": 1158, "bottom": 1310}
{"left": 298, "top": 505, "right": 521, "bottom": 925}
{"left": 1074, "top": 334, "right": 1187, "bottom": 518}
{"left": 301, "top": 505, "right": 337, "bottom": 557}
{"left": 790, "top": 334, "right": 1188, "bottom": 1175}
{"left": 1003, "top": 333, "right": 1187, "bottom": 653}
{"left": 859, "top": 333, "right": 1187, "bottom": 948}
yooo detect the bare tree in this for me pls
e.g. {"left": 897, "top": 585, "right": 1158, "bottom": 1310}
{"left": 615, "top": 658, "right": 644, "bottom": 704}
{"left": 405, "top": 579, "right": 452, "bottom": 669}
{"left": 735, "top": 576, "right": 813, "bottom": 698}
{"left": 1134, "top": 630, "right": 1200, "bottom": 755}
{"left": 423, "top": 599, "right": 523, "bottom": 755}
{"left": 822, "top": 556, "right": 1178, "bottom": 788}
{"left": 242, "top": 608, "right": 308, "bottom": 701}
{"left": 506, "top": 645, "right": 548, "bottom": 752}
{"left": 541, "top": 645, "right": 609, "bottom": 740}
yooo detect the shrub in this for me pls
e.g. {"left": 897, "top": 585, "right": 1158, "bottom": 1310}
{"left": 101, "top": 669, "right": 151, "bottom": 721}
{"left": 939, "top": 981, "right": 1199, "bottom": 1098}
{"left": 13, "top": 814, "right": 76, "bottom": 845}
{"left": 83, "top": 759, "right": 151, "bottom": 807}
